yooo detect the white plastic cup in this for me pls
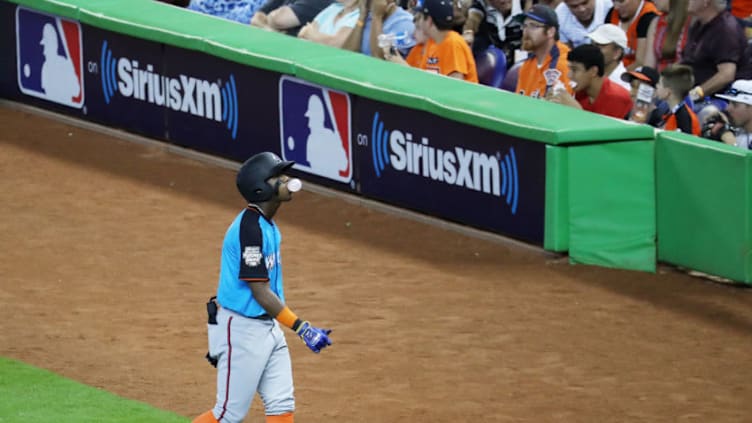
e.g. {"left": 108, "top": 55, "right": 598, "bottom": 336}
{"left": 287, "top": 178, "right": 302, "bottom": 193}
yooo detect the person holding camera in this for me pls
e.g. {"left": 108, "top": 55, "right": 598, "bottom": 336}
{"left": 702, "top": 80, "right": 752, "bottom": 149}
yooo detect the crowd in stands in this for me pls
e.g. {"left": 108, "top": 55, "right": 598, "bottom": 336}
{"left": 158, "top": 0, "right": 752, "bottom": 150}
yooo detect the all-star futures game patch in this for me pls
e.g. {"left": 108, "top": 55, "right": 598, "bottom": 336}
{"left": 243, "top": 246, "right": 262, "bottom": 267}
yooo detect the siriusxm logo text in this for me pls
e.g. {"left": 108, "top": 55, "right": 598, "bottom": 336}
{"left": 99, "top": 41, "right": 239, "bottom": 138}
{"left": 391, "top": 133, "right": 500, "bottom": 195}
{"left": 371, "top": 112, "right": 519, "bottom": 214}
{"left": 118, "top": 60, "right": 221, "bottom": 119}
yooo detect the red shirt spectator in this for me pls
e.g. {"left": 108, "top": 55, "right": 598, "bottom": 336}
{"left": 549, "top": 43, "right": 634, "bottom": 118}
{"left": 575, "top": 76, "right": 633, "bottom": 117}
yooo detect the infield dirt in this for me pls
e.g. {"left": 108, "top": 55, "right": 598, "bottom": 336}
{"left": 2, "top": 106, "right": 752, "bottom": 422}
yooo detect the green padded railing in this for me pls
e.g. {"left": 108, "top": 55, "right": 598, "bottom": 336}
{"left": 656, "top": 131, "right": 752, "bottom": 283}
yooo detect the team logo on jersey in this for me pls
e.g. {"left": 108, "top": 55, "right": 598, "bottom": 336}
{"left": 16, "top": 7, "right": 84, "bottom": 108}
{"left": 265, "top": 253, "right": 277, "bottom": 270}
{"left": 279, "top": 76, "right": 352, "bottom": 183}
{"left": 98, "top": 41, "right": 239, "bottom": 139}
{"left": 370, "top": 112, "right": 520, "bottom": 214}
{"left": 242, "top": 246, "right": 262, "bottom": 267}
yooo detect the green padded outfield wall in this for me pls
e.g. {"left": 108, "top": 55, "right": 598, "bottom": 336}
{"left": 4, "top": 0, "right": 659, "bottom": 272}
{"left": 567, "top": 141, "right": 656, "bottom": 272}
{"left": 656, "top": 132, "right": 752, "bottom": 283}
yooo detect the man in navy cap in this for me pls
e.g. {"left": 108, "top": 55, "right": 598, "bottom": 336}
{"left": 515, "top": 4, "right": 573, "bottom": 98}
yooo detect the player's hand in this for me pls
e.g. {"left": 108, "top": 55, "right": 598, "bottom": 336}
{"left": 296, "top": 321, "right": 332, "bottom": 353}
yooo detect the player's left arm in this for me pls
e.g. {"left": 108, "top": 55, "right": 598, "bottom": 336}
{"left": 248, "top": 281, "right": 333, "bottom": 353}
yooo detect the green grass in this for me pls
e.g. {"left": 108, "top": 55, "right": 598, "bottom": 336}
{"left": 0, "top": 357, "right": 189, "bottom": 423}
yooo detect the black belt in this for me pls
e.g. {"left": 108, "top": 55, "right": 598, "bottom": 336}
{"left": 250, "top": 314, "right": 273, "bottom": 320}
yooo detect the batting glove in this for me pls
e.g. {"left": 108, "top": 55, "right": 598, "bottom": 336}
{"left": 295, "top": 321, "right": 332, "bottom": 353}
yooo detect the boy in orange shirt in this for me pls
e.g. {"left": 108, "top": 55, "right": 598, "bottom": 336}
{"left": 656, "top": 64, "right": 701, "bottom": 135}
{"left": 384, "top": 0, "right": 478, "bottom": 82}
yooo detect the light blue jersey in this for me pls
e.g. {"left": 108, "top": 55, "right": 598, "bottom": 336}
{"left": 217, "top": 207, "right": 285, "bottom": 317}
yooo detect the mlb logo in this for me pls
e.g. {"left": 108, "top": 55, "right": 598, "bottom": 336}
{"left": 279, "top": 76, "right": 352, "bottom": 183}
{"left": 16, "top": 7, "right": 84, "bottom": 108}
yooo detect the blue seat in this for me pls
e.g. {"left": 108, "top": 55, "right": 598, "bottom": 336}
{"left": 474, "top": 46, "right": 507, "bottom": 88}
{"left": 501, "top": 61, "right": 522, "bottom": 92}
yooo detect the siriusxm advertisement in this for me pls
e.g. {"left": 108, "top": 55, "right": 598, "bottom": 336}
{"left": 83, "top": 26, "right": 280, "bottom": 160}
{"left": 355, "top": 98, "right": 546, "bottom": 243}
{"left": 1, "top": 4, "right": 283, "bottom": 161}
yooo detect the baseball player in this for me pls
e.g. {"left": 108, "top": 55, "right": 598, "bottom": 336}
{"left": 193, "top": 152, "right": 333, "bottom": 423}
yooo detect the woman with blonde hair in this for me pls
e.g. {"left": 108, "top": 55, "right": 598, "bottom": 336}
{"left": 644, "top": 0, "right": 692, "bottom": 71}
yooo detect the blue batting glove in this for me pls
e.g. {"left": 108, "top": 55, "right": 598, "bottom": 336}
{"left": 295, "top": 321, "right": 332, "bottom": 353}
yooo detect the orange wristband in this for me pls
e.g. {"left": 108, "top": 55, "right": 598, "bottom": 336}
{"left": 276, "top": 306, "right": 299, "bottom": 329}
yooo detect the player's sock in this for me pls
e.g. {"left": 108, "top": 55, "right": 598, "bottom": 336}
{"left": 192, "top": 410, "right": 219, "bottom": 423}
{"left": 266, "top": 412, "right": 294, "bottom": 423}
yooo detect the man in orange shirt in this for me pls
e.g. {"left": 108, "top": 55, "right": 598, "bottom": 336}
{"left": 515, "top": 4, "right": 574, "bottom": 98}
{"left": 385, "top": 0, "right": 479, "bottom": 82}
{"left": 605, "top": 0, "right": 659, "bottom": 70}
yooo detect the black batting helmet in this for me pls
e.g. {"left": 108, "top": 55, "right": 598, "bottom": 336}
{"left": 236, "top": 152, "right": 295, "bottom": 203}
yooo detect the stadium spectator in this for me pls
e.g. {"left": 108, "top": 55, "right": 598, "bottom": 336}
{"left": 297, "top": 0, "right": 362, "bottom": 47}
{"left": 704, "top": 80, "right": 752, "bottom": 148}
{"left": 385, "top": 0, "right": 479, "bottom": 82}
{"left": 621, "top": 65, "right": 670, "bottom": 125}
{"left": 682, "top": 0, "right": 752, "bottom": 107}
{"left": 548, "top": 43, "right": 633, "bottom": 118}
{"left": 643, "top": 0, "right": 691, "bottom": 71}
{"left": 453, "top": 0, "right": 473, "bottom": 31}
{"left": 250, "top": 0, "right": 333, "bottom": 35}
{"left": 587, "top": 23, "right": 630, "bottom": 90}
{"left": 555, "top": 0, "right": 612, "bottom": 48}
{"left": 462, "top": 0, "right": 524, "bottom": 64}
{"left": 187, "top": 0, "right": 264, "bottom": 23}
{"left": 343, "top": 0, "right": 416, "bottom": 57}
{"left": 604, "top": 0, "right": 659, "bottom": 70}
{"left": 401, "top": 17, "right": 431, "bottom": 65}
{"left": 655, "top": 64, "right": 701, "bottom": 134}
{"left": 515, "top": 4, "right": 574, "bottom": 97}
{"left": 730, "top": 0, "right": 752, "bottom": 22}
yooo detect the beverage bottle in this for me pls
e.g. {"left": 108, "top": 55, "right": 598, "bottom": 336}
{"left": 630, "top": 83, "right": 654, "bottom": 124}
{"left": 377, "top": 33, "right": 396, "bottom": 50}
{"left": 392, "top": 31, "right": 412, "bottom": 49}
{"left": 378, "top": 31, "right": 414, "bottom": 55}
